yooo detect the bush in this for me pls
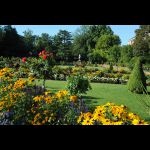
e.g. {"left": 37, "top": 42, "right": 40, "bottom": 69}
{"left": 122, "top": 74, "right": 130, "bottom": 80}
{"left": 66, "top": 74, "right": 92, "bottom": 96}
{"left": 127, "top": 57, "right": 147, "bottom": 94}
{"left": 109, "top": 63, "right": 113, "bottom": 72}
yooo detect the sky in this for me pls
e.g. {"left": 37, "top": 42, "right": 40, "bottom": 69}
{"left": 12, "top": 25, "right": 139, "bottom": 45}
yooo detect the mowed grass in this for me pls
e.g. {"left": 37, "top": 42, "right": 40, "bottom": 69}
{"left": 36, "top": 80, "right": 150, "bottom": 121}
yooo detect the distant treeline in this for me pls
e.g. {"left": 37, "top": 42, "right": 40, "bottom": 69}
{"left": 0, "top": 25, "right": 150, "bottom": 65}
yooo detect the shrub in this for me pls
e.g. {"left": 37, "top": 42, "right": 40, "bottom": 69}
{"left": 122, "top": 74, "right": 130, "bottom": 80}
{"left": 109, "top": 63, "right": 113, "bottom": 73}
{"left": 66, "top": 74, "right": 92, "bottom": 96}
{"left": 127, "top": 57, "right": 147, "bottom": 94}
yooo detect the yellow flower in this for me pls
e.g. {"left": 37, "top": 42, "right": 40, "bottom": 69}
{"left": 44, "top": 91, "right": 51, "bottom": 95}
{"left": 61, "top": 90, "right": 68, "bottom": 96}
{"left": 128, "top": 113, "right": 140, "bottom": 120}
{"left": 94, "top": 106, "right": 106, "bottom": 115}
{"left": 77, "top": 112, "right": 84, "bottom": 124}
{"left": 28, "top": 76, "right": 35, "bottom": 83}
{"left": 112, "top": 121, "right": 123, "bottom": 125}
{"left": 33, "top": 95, "right": 44, "bottom": 102}
{"left": 142, "top": 122, "right": 149, "bottom": 125}
{"left": 42, "top": 120, "right": 46, "bottom": 124}
{"left": 13, "top": 79, "right": 27, "bottom": 90}
{"left": 101, "top": 118, "right": 112, "bottom": 125}
{"left": 111, "top": 106, "right": 124, "bottom": 118}
{"left": 70, "top": 95, "right": 78, "bottom": 102}
{"left": 132, "top": 119, "right": 139, "bottom": 125}
{"left": 82, "top": 118, "right": 94, "bottom": 125}
{"left": 8, "top": 84, "right": 13, "bottom": 90}
{"left": 44, "top": 96, "right": 52, "bottom": 104}
{"left": 84, "top": 112, "right": 92, "bottom": 119}
{"left": 34, "top": 113, "right": 41, "bottom": 122}
{"left": 93, "top": 112, "right": 104, "bottom": 121}
{"left": 45, "top": 117, "right": 49, "bottom": 122}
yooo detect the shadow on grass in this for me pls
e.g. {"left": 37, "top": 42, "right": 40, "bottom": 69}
{"left": 143, "top": 117, "right": 150, "bottom": 122}
{"left": 46, "top": 86, "right": 61, "bottom": 90}
{"left": 82, "top": 96, "right": 101, "bottom": 105}
{"left": 147, "top": 92, "right": 150, "bottom": 95}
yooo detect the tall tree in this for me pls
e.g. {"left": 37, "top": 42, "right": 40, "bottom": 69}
{"left": 133, "top": 25, "right": 150, "bottom": 59}
{"left": 0, "top": 25, "right": 26, "bottom": 57}
{"left": 73, "top": 25, "right": 114, "bottom": 61}
{"left": 23, "top": 29, "right": 36, "bottom": 55}
{"left": 53, "top": 30, "right": 73, "bottom": 61}
{"left": 54, "top": 30, "right": 72, "bottom": 51}
{"left": 34, "top": 33, "right": 53, "bottom": 55}
{"left": 87, "top": 25, "right": 113, "bottom": 50}
{"left": 108, "top": 45, "right": 121, "bottom": 64}
{"left": 120, "top": 45, "right": 133, "bottom": 64}
{"left": 95, "top": 34, "right": 121, "bottom": 60}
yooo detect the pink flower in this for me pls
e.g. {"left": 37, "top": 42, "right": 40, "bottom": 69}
{"left": 39, "top": 52, "right": 42, "bottom": 56}
{"left": 42, "top": 50, "right": 46, "bottom": 55}
{"left": 22, "top": 57, "right": 26, "bottom": 63}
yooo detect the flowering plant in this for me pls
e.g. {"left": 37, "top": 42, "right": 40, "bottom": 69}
{"left": 77, "top": 102, "right": 149, "bottom": 125}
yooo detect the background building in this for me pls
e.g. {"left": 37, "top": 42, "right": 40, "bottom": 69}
{"left": 128, "top": 37, "right": 135, "bottom": 45}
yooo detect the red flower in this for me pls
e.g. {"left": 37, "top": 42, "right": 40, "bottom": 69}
{"left": 43, "top": 55, "right": 47, "bottom": 60}
{"left": 22, "top": 57, "right": 26, "bottom": 63}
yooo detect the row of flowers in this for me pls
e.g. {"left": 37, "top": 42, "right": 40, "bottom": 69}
{"left": 1, "top": 53, "right": 149, "bottom": 85}
{"left": 0, "top": 67, "right": 149, "bottom": 125}
{"left": 15, "top": 60, "right": 150, "bottom": 85}
{"left": 77, "top": 103, "right": 149, "bottom": 125}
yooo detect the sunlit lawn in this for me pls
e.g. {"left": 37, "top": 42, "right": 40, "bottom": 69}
{"left": 36, "top": 79, "right": 150, "bottom": 121}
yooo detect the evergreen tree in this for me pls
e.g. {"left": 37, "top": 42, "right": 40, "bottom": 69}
{"left": 127, "top": 57, "right": 147, "bottom": 94}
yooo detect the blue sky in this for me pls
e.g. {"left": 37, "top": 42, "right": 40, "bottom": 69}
{"left": 12, "top": 25, "right": 139, "bottom": 45}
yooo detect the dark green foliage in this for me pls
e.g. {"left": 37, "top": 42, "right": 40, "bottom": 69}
{"left": 120, "top": 45, "right": 133, "bottom": 65}
{"left": 127, "top": 57, "right": 147, "bottom": 94}
{"left": 133, "top": 25, "right": 150, "bottom": 58}
{"left": 88, "top": 50, "right": 106, "bottom": 64}
{"left": 108, "top": 45, "right": 121, "bottom": 63}
{"left": 67, "top": 74, "right": 92, "bottom": 96}
{"left": 109, "top": 63, "right": 113, "bottom": 73}
{"left": 0, "top": 25, "right": 27, "bottom": 57}
{"left": 73, "top": 25, "right": 114, "bottom": 61}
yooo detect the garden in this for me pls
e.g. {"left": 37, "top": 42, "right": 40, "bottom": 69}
{"left": 0, "top": 25, "right": 150, "bottom": 125}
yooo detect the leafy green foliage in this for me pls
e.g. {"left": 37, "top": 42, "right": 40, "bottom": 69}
{"left": 0, "top": 25, "right": 27, "bottom": 57}
{"left": 120, "top": 45, "right": 133, "bottom": 65}
{"left": 67, "top": 74, "right": 92, "bottom": 96}
{"left": 96, "top": 34, "right": 121, "bottom": 50}
{"left": 108, "top": 45, "right": 121, "bottom": 63}
{"left": 88, "top": 49, "right": 106, "bottom": 64}
{"left": 133, "top": 25, "right": 150, "bottom": 58}
{"left": 73, "top": 25, "right": 114, "bottom": 61}
{"left": 127, "top": 57, "right": 147, "bottom": 94}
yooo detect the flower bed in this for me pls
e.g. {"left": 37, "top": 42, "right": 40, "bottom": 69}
{"left": 1, "top": 56, "right": 150, "bottom": 85}
{"left": 77, "top": 103, "right": 149, "bottom": 125}
{"left": 0, "top": 67, "right": 149, "bottom": 125}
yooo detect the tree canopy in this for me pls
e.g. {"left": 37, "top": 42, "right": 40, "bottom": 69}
{"left": 133, "top": 25, "right": 150, "bottom": 59}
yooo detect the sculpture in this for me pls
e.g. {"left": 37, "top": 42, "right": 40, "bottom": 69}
{"left": 78, "top": 54, "right": 81, "bottom": 61}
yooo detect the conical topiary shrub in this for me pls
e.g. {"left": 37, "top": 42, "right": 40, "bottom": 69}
{"left": 127, "top": 57, "right": 147, "bottom": 94}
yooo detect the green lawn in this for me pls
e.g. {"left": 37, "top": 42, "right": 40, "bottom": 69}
{"left": 36, "top": 79, "right": 150, "bottom": 121}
